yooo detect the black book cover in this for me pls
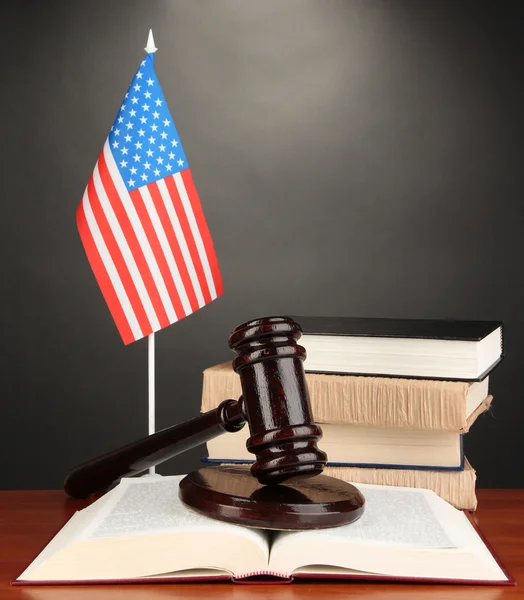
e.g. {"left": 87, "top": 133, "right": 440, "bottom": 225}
{"left": 292, "top": 316, "right": 503, "bottom": 342}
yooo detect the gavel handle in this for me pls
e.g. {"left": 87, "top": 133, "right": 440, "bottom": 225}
{"left": 64, "top": 399, "right": 245, "bottom": 499}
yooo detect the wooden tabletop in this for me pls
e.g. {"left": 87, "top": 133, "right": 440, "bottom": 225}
{"left": 0, "top": 489, "right": 522, "bottom": 599}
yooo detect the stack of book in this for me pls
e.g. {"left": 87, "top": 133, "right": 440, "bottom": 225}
{"left": 201, "top": 317, "right": 504, "bottom": 510}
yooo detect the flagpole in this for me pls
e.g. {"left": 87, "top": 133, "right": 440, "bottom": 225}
{"left": 148, "top": 332, "right": 156, "bottom": 475}
{"left": 145, "top": 29, "right": 158, "bottom": 476}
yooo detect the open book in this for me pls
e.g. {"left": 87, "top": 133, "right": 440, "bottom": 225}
{"left": 15, "top": 475, "right": 512, "bottom": 585}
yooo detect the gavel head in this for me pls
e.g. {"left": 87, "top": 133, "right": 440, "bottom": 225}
{"left": 228, "top": 316, "right": 327, "bottom": 485}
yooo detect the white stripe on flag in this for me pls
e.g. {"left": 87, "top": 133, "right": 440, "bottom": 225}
{"left": 173, "top": 173, "right": 217, "bottom": 299}
{"left": 82, "top": 190, "right": 143, "bottom": 340}
{"left": 137, "top": 185, "right": 194, "bottom": 315}
{"left": 103, "top": 142, "right": 180, "bottom": 324}
{"left": 93, "top": 159, "right": 161, "bottom": 331}
{"left": 156, "top": 178, "right": 206, "bottom": 308}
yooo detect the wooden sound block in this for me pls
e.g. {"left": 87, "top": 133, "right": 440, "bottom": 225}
{"left": 179, "top": 465, "right": 365, "bottom": 530}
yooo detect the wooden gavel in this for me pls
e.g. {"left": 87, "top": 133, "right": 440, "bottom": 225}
{"left": 64, "top": 316, "right": 328, "bottom": 499}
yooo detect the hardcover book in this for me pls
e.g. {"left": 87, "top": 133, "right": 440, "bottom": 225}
{"left": 216, "top": 458, "right": 478, "bottom": 510}
{"left": 204, "top": 406, "right": 494, "bottom": 469}
{"left": 323, "top": 459, "right": 479, "bottom": 510}
{"left": 291, "top": 316, "right": 503, "bottom": 380}
{"left": 201, "top": 362, "right": 492, "bottom": 431}
{"left": 15, "top": 475, "right": 512, "bottom": 586}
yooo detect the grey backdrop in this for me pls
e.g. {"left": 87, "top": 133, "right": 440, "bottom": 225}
{"left": 2, "top": 0, "right": 523, "bottom": 489}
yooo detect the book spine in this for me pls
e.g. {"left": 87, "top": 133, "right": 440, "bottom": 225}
{"left": 234, "top": 570, "right": 291, "bottom": 581}
{"left": 201, "top": 363, "right": 472, "bottom": 431}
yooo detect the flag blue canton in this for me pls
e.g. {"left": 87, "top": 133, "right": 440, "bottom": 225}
{"left": 108, "top": 53, "right": 188, "bottom": 192}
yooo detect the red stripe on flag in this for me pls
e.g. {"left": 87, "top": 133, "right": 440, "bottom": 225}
{"left": 181, "top": 170, "right": 223, "bottom": 296}
{"left": 76, "top": 199, "right": 136, "bottom": 345}
{"left": 130, "top": 186, "right": 187, "bottom": 320}
{"left": 164, "top": 175, "right": 212, "bottom": 304}
{"left": 147, "top": 182, "right": 200, "bottom": 313}
{"left": 98, "top": 152, "right": 170, "bottom": 331}
{"left": 85, "top": 175, "right": 152, "bottom": 337}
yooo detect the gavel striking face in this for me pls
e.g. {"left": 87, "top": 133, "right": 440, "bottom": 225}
{"left": 64, "top": 316, "right": 327, "bottom": 498}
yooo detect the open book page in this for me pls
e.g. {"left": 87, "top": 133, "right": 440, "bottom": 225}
{"left": 78, "top": 476, "right": 263, "bottom": 542}
{"left": 269, "top": 483, "right": 508, "bottom": 582}
{"left": 17, "top": 484, "right": 122, "bottom": 577}
{"left": 19, "top": 475, "right": 270, "bottom": 581}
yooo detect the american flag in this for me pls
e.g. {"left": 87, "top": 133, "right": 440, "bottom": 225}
{"left": 77, "top": 52, "right": 223, "bottom": 344}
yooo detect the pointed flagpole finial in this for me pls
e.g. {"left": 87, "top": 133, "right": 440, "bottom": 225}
{"left": 145, "top": 29, "right": 158, "bottom": 53}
